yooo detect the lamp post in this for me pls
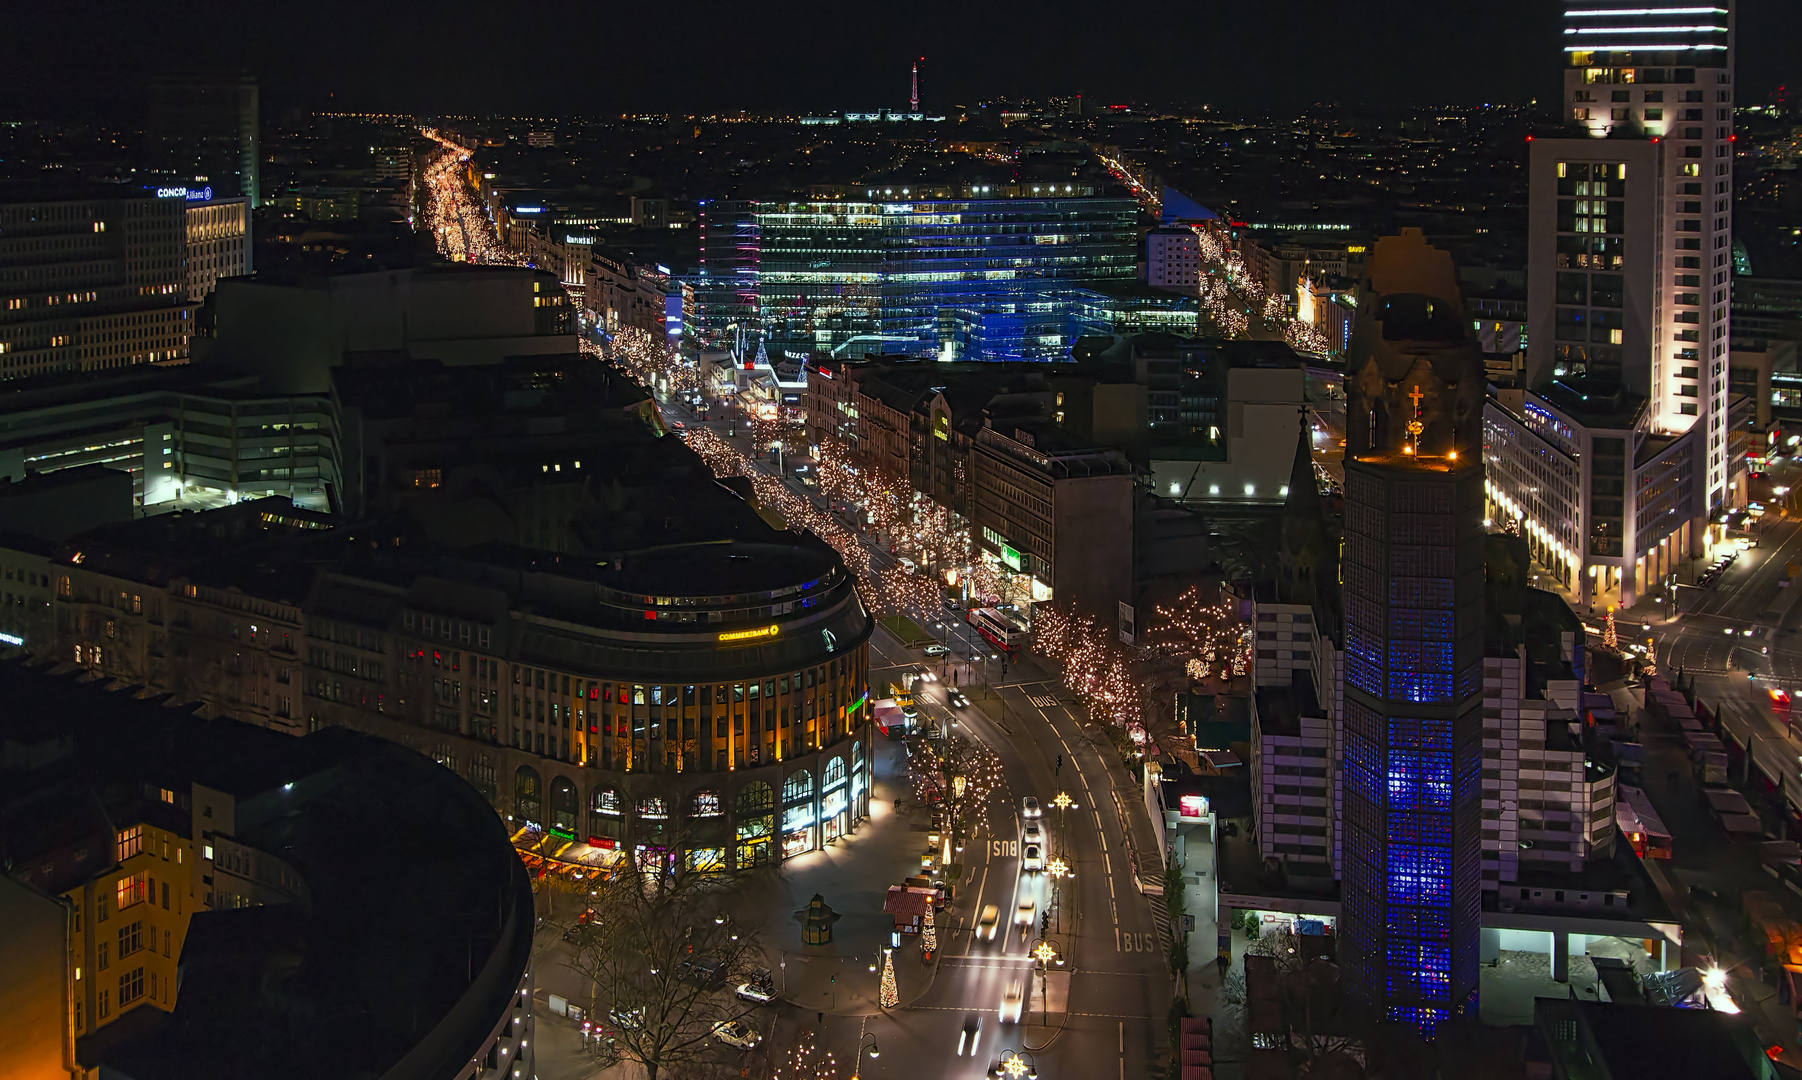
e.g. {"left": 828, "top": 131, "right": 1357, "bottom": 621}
{"left": 849, "top": 1033, "right": 882, "bottom": 1080}
{"left": 1046, "top": 857, "right": 1071, "bottom": 934}
{"left": 994, "top": 1048, "right": 1038, "bottom": 1079}
{"left": 1031, "top": 938, "right": 1058, "bottom": 1027}
{"left": 1051, "top": 791, "right": 1075, "bottom": 874}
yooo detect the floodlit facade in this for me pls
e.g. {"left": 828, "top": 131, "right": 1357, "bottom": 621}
{"left": 1337, "top": 230, "right": 1487, "bottom": 1034}
{"left": 1538, "top": 0, "right": 1736, "bottom": 510}
{"left": 185, "top": 197, "right": 251, "bottom": 301}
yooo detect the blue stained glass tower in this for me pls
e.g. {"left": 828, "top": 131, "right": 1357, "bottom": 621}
{"left": 1338, "top": 229, "right": 1487, "bottom": 1036}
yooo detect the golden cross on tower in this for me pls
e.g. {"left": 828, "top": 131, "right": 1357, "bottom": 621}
{"left": 1408, "top": 384, "right": 1426, "bottom": 415}
{"left": 1404, "top": 384, "right": 1425, "bottom": 448}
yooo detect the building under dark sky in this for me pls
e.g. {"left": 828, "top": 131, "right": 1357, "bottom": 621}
{"left": 1338, "top": 229, "right": 1489, "bottom": 1033}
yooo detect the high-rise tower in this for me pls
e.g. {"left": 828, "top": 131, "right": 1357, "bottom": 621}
{"left": 1527, "top": 1, "right": 1735, "bottom": 508}
{"left": 149, "top": 71, "right": 260, "bottom": 208}
{"left": 910, "top": 58, "right": 921, "bottom": 114}
{"left": 1338, "top": 229, "right": 1487, "bottom": 1035}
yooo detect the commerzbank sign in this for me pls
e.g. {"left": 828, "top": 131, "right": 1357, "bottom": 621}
{"left": 718, "top": 624, "right": 779, "bottom": 643}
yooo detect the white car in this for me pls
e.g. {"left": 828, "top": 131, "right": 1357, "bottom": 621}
{"left": 1023, "top": 843, "right": 1043, "bottom": 872}
{"left": 713, "top": 1020, "right": 761, "bottom": 1049}
{"left": 609, "top": 1006, "right": 644, "bottom": 1029}
{"left": 1000, "top": 980, "right": 1024, "bottom": 1024}
{"left": 1021, "top": 796, "right": 1040, "bottom": 819}
{"left": 734, "top": 982, "right": 776, "bottom": 1005}
{"left": 976, "top": 904, "right": 1000, "bottom": 941}
{"left": 1022, "top": 821, "right": 1043, "bottom": 845}
{"left": 924, "top": 644, "right": 951, "bottom": 657}
{"left": 1015, "top": 899, "right": 1036, "bottom": 928}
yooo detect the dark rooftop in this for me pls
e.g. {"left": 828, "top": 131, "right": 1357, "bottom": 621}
{"left": 1253, "top": 671, "right": 1323, "bottom": 738}
{"left": 0, "top": 662, "right": 535, "bottom": 1080}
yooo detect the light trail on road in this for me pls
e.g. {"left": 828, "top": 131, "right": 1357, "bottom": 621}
{"left": 419, "top": 128, "right": 520, "bottom": 266}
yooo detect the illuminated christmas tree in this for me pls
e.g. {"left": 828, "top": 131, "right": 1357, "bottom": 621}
{"left": 879, "top": 949, "right": 898, "bottom": 1009}
{"left": 921, "top": 907, "right": 937, "bottom": 954}
{"left": 1603, "top": 606, "right": 1618, "bottom": 651}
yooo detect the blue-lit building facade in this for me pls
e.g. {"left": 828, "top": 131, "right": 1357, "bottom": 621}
{"left": 695, "top": 189, "right": 1140, "bottom": 361}
{"left": 1338, "top": 230, "right": 1487, "bottom": 1034}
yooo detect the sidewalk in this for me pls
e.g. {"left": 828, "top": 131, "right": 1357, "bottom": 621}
{"left": 731, "top": 730, "right": 945, "bottom": 1016}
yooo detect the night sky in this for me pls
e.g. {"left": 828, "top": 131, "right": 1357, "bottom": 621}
{"left": 8, "top": 0, "right": 1801, "bottom": 119}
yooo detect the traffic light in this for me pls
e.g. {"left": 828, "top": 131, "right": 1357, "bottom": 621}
{"left": 1056, "top": 754, "right": 1063, "bottom": 774}
{"left": 1040, "top": 912, "right": 1051, "bottom": 936}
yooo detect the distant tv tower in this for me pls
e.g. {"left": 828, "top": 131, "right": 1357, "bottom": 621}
{"left": 910, "top": 57, "right": 921, "bottom": 114}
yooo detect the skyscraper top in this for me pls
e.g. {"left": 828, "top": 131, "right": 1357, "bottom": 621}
{"left": 1563, "top": 2, "right": 1731, "bottom": 59}
{"left": 1343, "top": 229, "right": 1485, "bottom": 464}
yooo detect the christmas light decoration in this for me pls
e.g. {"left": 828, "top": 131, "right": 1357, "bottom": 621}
{"left": 417, "top": 134, "right": 521, "bottom": 266}
{"left": 879, "top": 949, "right": 898, "bottom": 1009}
{"left": 1603, "top": 605, "right": 1618, "bottom": 651}
{"left": 921, "top": 906, "right": 937, "bottom": 954}
{"left": 771, "top": 1033, "right": 841, "bottom": 1080}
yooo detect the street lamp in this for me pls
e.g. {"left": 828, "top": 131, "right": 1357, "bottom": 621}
{"left": 1046, "top": 857, "right": 1071, "bottom": 933}
{"left": 1031, "top": 938, "right": 1059, "bottom": 1026}
{"left": 993, "top": 1049, "right": 1038, "bottom": 1079}
{"left": 849, "top": 1033, "right": 882, "bottom": 1080}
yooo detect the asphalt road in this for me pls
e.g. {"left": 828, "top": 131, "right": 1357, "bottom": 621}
{"left": 654, "top": 386, "right": 1174, "bottom": 1079}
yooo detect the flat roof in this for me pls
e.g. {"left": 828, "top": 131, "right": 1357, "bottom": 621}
{"left": 0, "top": 661, "right": 538, "bottom": 1080}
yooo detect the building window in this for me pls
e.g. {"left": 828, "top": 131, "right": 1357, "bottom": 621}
{"left": 118, "top": 967, "right": 144, "bottom": 1007}
{"left": 117, "top": 920, "right": 143, "bottom": 958}
{"left": 117, "top": 826, "right": 142, "bottom": 862}
{"left": 116, "top": 872, "right": 147, "bottom": 911}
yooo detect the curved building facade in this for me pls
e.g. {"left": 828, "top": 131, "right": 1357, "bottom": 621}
{"left": 305, "top": 532, "right": 876, "bottom": 872}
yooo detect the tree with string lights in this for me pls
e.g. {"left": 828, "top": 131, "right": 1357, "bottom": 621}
{"left": 879, "top": 949, "right": 898, "bottom": 1009}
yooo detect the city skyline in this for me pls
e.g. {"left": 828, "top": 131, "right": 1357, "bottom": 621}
{"left": 6, "top": 1, "right": 1801, "bottom": 120}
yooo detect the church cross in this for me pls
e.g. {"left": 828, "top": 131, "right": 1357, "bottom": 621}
{"left": 1408, "top": 384, "right": 1425, "bottom": 415}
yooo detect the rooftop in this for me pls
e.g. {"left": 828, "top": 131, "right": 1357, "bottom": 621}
{"left": 1253, "top": 671, "right": 1324, "bottom": 738}
{"left": 0, "top": 662, "right": 535, "bottom": 1080}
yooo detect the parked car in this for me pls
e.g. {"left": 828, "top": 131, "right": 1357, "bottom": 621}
{"left": 713, "top": 1020, "right": 761, "bottom": 1049}
{"left": 609, "top": 1006, "right": 645, "bottom": 1030}
{"left": 924, "top": 644, "right": 951, "bottom": 657}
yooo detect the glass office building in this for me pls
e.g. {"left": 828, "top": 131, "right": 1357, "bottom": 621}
{"left": 879, "top": 196, "right": 1140, "bottom": 359}
{"left": 695, "top": 193, "right": 1140, "bottom": 361}
{"left": 755, "top": 202, "right": 884, "bottom": 358}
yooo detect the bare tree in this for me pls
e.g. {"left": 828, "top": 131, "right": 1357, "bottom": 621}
{"left": 1219, "top": 929, "right": 1373, "bottom": 1075}
{"left": 909, "top": 731, "right": 1005, "bottom": 845}
{"left": 564, "top": 851, "right": 770, "bottom": 1080}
